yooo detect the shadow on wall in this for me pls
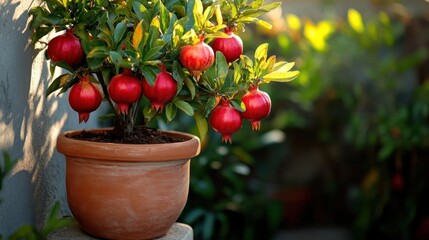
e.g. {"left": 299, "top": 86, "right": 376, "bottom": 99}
{"left": 0, "top": 0, "right": 85, "bottom": 237}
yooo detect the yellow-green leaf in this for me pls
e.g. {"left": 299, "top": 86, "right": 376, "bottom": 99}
{"left": 215, "top": 4, "right": 223, "bottom": 25}
{"left": 273, "top": 61, "right": 295, "bottom": 72}
{"left": 256, "top": 20, "right": 272, "bottom": 30}
{"left": 254, "top": 43, "right": 269, "bottom": 62}
{"left": 263, "top": 70, "right": 300, "bottom": 83}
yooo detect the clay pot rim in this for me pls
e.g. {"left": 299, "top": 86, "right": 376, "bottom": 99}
{"left": 57, "top": 128, "right": 201, "bottom": 162}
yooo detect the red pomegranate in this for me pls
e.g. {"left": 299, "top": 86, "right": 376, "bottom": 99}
{"left": 241, "top": 84, "right": 271, "bottom": 130}
{"left": 68, "top": 75, "right": 103, "bottom": 123}
{"left": 142, "top": 65, "right": 178, "bottom": 112}
{"left": 47, "top": 28, "right": 84, "bottom": 66}
{"left": 179, "top": 39, "right": 214, "bottom": 80}
{"left": 108, "top": 69, "right": 142, "bottom": 114}
{"left": 209, "top": 99, "right": 242, "bottom": 144}
{"left": 211, "top": 28, "right": 243, "bottom": 62}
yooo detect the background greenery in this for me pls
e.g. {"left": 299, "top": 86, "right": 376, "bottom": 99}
{"left": 170, "top": 1, "right": 429, "bottom": 240}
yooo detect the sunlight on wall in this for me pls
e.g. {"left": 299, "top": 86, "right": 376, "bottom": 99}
{"left": 0, "top": 112, "right": 15, "bottom": 149}
{"left": 14, "top": 38, "right": 68, "bottom": 177}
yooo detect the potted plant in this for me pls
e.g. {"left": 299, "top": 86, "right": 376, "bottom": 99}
{"left": 29, "top": 0, "right": 299, "bottom": 239}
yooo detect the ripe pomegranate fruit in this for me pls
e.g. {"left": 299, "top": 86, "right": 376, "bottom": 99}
{"left": 179, "top": 39, "right": 214, "bottom": 80}
{"left": 142, "top": 65, "right": 178, "bottom": 112}
{"left": 241, "top": 84, "right": 271, "bottom": 130}
{"left": 211, "top": 28, "right": 243, "bottom": 62}
{"left": 108, "top": 69, "right": 142, "bottom": 114}
{"left": 47, "top": 28, "right": 84, "bottom": 66}
{"left": 209, "top": 99, "right": 242, "bottom": 144}
{"left": 68, "top": 75, "right": 103, "bottom": 123}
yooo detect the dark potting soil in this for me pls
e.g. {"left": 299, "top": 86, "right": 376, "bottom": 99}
{"left": 67, "top": 126, "right": 185, "bottom": 144}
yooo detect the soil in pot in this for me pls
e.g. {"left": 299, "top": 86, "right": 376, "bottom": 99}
{"left": 69, "top": 125, "right": 185, "bottom": 144}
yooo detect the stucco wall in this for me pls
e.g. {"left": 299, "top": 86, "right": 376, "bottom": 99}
{"left": 0, "top": 0, "right": 100, "bottom": 237}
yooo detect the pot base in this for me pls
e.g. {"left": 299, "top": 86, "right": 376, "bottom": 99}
{"left": 48, "top": 222, "right": 193, "bottom": 240}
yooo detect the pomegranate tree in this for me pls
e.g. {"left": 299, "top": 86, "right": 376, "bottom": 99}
{"left": 68, "top": 75, "right": 102, "bottom": 123}
{"left": 29, "top": 0, "right": 299, "bottom": 142}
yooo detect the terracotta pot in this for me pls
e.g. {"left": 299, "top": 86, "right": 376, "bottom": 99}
{"left": 56, "top": 128, "right": 201, "bottom": 240}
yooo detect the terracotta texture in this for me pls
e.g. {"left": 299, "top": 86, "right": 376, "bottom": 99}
{"left": 56, "top": 129, "right": 201, "bottom": 240}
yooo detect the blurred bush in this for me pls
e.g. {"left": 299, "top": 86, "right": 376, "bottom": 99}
{"left": 173, "top": 2, "right": 429, "bottom": 240}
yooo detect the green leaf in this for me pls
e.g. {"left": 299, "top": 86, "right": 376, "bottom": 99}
{"left": 143, "top": 105, "right": 158, "bottom": 123}
{"left": 1, "top": 152, "right": 16, "bottom": 192}
{"left": 262, "top": 70, "right": 300, "bottom": 83}
{"left": 204, "top": 97, "right": 216, "bottom": 117}
{"left": 158, "top": 0, "right": 170, "bottom": 34}
{"left": 109, "top": 51, "right": 129, "bottom": 72}
{"left": 173, "top": 60, "right": 187, "bottom": 92}
{"left": 260, "top": 2, "right": 282, "bottom": 11}
{"left": 87, "top": 58, "right": 105, "bottom": 70}
{"left": 230, "top": 99, "right": 245, "bottom": 112}
{"left": 203, "top": 5, "right": 215, "bottom": 22}
{"left": 46, "top": 73, "right": 74, "bottom": 97}
{"left": 8, "top": 225, "right": 38, "bottom": 240}
{"left": 98, "top": 113, "right": 116, "bottom": 122}
{"left": 165, "top": 102, "right": 177, "bottom": 122}
{"left": 175, "top": 100, "right": 194, "bottom": 116}
{"left": 184, "top": 77, "right": 196, "bottom": 99}
{"left": 142, "top": 46, "right": 164, "bottom": 61}
{"left": 194, "top": 112, "right": 208, "bottom": 145}
{"left": 133, "top": 2, "right": 150, "bottom": 22}
{"left": 87, "top": 46, "right": 109, "bottom": 59}
{"left": 215, "top": 51, "right": 228, "bottom": 80}
{"left": 113, "top": 21, "right": 128, "bottom": 47}
{"left": 51, "top": 60, "right": 74, "bottom": 73}
{"left": 30, "top": 26, "right": 53, "bottom": 43}
{"left": 241, "top": 9, "right": 269, "bottom": 18}
{"left": 42, "top": 202, "right": 74, "bottom": 238}
{"left": 250, "top": 0, "right": 263, "bottom": 9}
{"left": 233, "top": 62, "right": 242, "bottom": 85}
{"left": 141, "top": 65, "right": 161, "bottom": 86}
